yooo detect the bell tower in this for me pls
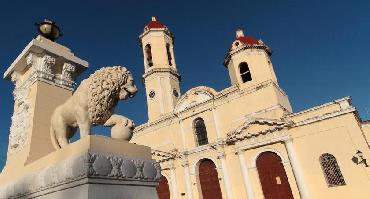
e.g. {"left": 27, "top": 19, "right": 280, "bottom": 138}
{"left": 224, "top": 28, "right": 277, "bottom": 88}
{"left": 139, "top": 17, "right": 181, "bottom": 121}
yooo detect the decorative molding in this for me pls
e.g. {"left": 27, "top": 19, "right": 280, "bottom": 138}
{"left": 22, "top": 53, "right": 77, "bottom": 90}
{"left": 235, "top": 130, "right": 290, "bottom": 152}
{"left": 55, "top": 63, "right": 76, "bottom": 87}
{"left": 174, "top": 86, "right": 217, "bottom": 113}
{"left": 0, "top": 151, "right": 160, "bottom": 198}
{"left": 142, "top": 67, "right": 181, "bottom": 82}
{"left": 226, "top": 117, "right": 292, "bottom": 144}
{"left": 224, "top": 43, "right": 272, "bottom": 66}
{"left": 8, "top": 72, "right": 31, "bottom": 154}
{"left": 32, "top": 54, "right": 55, "bottom": 81}
{"left": 134, "top": 80, "right": 285, "bottom": 137}
{"left": 292, "top": 106, "right": 356, "bottom": 127}
{"left": 286, "top": 96, "right": 351, "bottom": 117}
{"left": 181, "top": 159, "right": 189, "bottom": 167}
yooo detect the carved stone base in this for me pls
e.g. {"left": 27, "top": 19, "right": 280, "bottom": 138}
{"left": 0, "top": 136, "right": 160, "bottom": 199}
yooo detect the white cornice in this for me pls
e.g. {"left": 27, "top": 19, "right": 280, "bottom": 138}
{"left": 292, "top": 106, "right": 356, "bottom": 127}
{"left": 286, "top": 96, "right": 351, "bottom": 117}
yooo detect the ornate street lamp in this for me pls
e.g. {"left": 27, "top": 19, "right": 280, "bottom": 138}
{"left": 35, "top": 19, "right": 62, "bottom": 41}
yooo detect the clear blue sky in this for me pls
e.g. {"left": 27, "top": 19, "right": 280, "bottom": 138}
{"left": 0, "top": 1, "right": 369, "bottom": 170}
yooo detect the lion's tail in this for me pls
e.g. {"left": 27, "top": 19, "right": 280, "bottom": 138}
{"left": 50, "top": 125, "right": 61, "bottom": 150}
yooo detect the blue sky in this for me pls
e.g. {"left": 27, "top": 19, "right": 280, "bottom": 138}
{"left": 0, "top": 1, "right": 369, "bottom": 170}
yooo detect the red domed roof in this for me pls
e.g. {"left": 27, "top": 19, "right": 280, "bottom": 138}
{"left": 145, "top": 17, "right": 166, "bottom": 29}
{"left": 237, "top": 36, "right": 259, "bottom": 45}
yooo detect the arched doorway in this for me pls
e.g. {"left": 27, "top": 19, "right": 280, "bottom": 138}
{"left": 198, "top": 159, "right": 222, "bottom": 199}
{"left": 256, "top": 151, "right": 294, "bottom": 199}
{"left": 156, "top": 175, "right": 170, "bottom": 199}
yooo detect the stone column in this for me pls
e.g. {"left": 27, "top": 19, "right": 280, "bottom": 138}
{"left": 179, "top": 119, "right": 187, "bottom": 148}
{"left": 211, "top": 108, "right": 222, "bottom": 138}
{"left": 217, "top": 152, "right": 234, "bottom": 199}
{"left": 169, "top": 161, "right": 179, "bottom": 199}
{"left": 284, "top": 138, "right": 311, "bottom": 199}
{"left": 182, "top": 159, "right": 193, "bottom": 199}
{"left": 236, "top": 148, "right": 255, "bottom": 199}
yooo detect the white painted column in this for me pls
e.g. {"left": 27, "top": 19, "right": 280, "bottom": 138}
{"left": 182, "top": 160, "right": 193, "bottom": 199}
{"left": 211, "top": 108, "right": 222, "bottom": 138}
{"left": 284, "top": 138, "right": 311, "bottom": 199}
{"left": 218, "top": 152, "right": 234, "bottom": 199}
{"left": 236, "top": 148, "right": 255, "bottom": 199}
{"left": 169, "top": 161, "right": 179, "bottom": 199}
{"left": 156, "top": 76, "right": 164, "bottom": 114}
{"left": 166, "top": 76, "right": 174, "bottom": 110}
{"left": 179, "top": 119, "right": 187, "bottom": 148}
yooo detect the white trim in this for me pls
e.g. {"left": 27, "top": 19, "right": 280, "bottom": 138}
{"left": 157, "top": 76, "right": 164, "bottom": 114}
{"left": 166, "top": 76, "right": 174, "bottom": 110}
{"left": 179, "top": 119, "right": 187, "bottom": 148}
{"left": 212, "top": 108, "right": 222, "bottom": 139}
{"left": 287, "top": 96, "right": 351, "bottom": 117}
{"left": 236, "top": 149, "right": 255, "bottom": 199}
{"left": 293, "top": 107, "right": 355, "bottom": 127}
{"left": 169, "top": 163, "right": 179, "bottom": 199}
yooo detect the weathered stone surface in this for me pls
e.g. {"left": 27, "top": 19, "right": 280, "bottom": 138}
{"left": 0, "top": 151, "right": 160, "bottom": 198}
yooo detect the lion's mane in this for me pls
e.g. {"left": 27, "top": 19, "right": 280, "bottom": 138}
{"left": 87, "top": 66, "right": 130, "bottom": 125}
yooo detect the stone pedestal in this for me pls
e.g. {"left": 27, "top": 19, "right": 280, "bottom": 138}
{"left": 0, "top": 136, "right": 161, "bottom": 199}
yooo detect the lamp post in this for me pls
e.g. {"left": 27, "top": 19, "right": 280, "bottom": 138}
{"left": 35, "top": 19, "right": 62, "bottom": 41}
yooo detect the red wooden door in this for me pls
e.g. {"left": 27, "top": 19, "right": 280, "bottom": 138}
{"left": 156, "top": 175, "right": 170, "bottom": 199}
{"left": 198, "top": 159, "right": 222, "bottom": 199}
{"left": 256, "top": 152, "right": 294, "bottom": 199}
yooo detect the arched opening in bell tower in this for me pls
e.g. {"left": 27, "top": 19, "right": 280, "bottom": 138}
{"left": 239, "top": 62, "right": 252, "bottom": 83}
{"left": 166, "top": 43, "right": 172, "bottom": 66}
{"left": 145, "top": 44, "right": 153, "bottom": 67}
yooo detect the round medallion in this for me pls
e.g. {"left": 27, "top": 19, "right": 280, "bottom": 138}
{"left": 173, "top": 89, "right": 179, "bottom": 98}
{"left": 149, "top": 90, "right": 155, "bottom": 98}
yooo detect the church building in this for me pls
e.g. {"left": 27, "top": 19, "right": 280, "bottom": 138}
{"left": 132, "top": 17, "right": 370, "bottom": 199}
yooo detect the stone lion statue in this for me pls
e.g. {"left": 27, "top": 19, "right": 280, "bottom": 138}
{"left": 50, "top": 66, "right": 138, "bottom": 149}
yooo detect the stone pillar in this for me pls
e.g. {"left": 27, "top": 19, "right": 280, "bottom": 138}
{"left": 169, "top": 161, "right": 179, "bottom": 199}
{"left": 2, "top": 35, "right": 88, "bottom": 170}
{"left": 284, "top": 138, "right": 311, "bottom": 199}
{"left": 236, "top": 148, "right": 255, "bottom": 199}
{"left": 181, "top": 159, "right": 193, "bottom": 199}
{"left": 217, "top": 152, "right": 234, "bottom": 199}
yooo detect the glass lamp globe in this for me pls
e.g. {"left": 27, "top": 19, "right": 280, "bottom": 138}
{"left": 36, "top": 20, "right": 61, "bottom": 41}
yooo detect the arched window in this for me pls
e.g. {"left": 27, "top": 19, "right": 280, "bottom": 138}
{"left": 239, "top": 62, "right": 252, "bottom": 83}
{"left": 166, "top": 43, "right": 172, "bottom": 66}
{"left": 145, "top": 44, "right": 153, "bottom": 67}
{"left": 193, "top": 117, "right": 208, "bottom": 146}
{"left": 319, "top": 153, "right": 346, "bottom": 187}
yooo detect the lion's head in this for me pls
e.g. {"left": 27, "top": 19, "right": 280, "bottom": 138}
{"left": 87, "top": 66, "right": 137, "bottom": 125}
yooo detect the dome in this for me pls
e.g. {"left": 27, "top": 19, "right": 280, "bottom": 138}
{"left": 144, "top": 16, "right": 167, "bottom": 30}
{"left": 237, "top": 36, "right": 259, "bottom": 45}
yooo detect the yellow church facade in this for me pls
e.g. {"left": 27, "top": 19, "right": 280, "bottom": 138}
{"left": 132, "top": 17, "right": 370, "bottom": 199}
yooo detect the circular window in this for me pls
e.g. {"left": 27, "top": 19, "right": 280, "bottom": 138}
{"left": 149, "top": 90, "right": 155, "bottom": 98}
{"left": 173, "top": 89, "right": 179, "bottom": 98}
